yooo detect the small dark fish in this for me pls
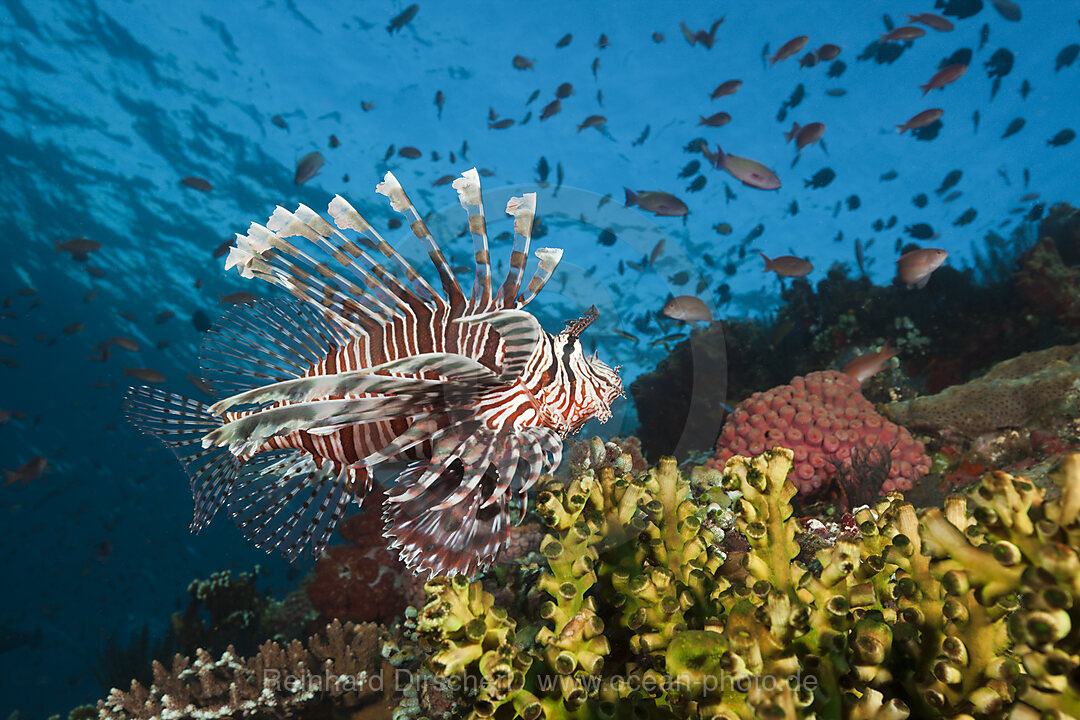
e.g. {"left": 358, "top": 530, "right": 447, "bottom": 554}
{"left": 155, "top": 310, "right": 175, "bottom": 323}
{"left": 540, "top": 99, "right": 562, "bottom": 120}
{"left": 885, "top": 215, "right": 897, "bottom": 229}
{"left": 953, "top": 208, "right": 977, "bottom": 226}
{"left": 271, "top": 115, "right": 287, "bottom": 129}
{"left": 62, "top": 322, "right": 83, "bottom": 334}
{"left": 984, "top": 48, "right": 1014, "bottom": 79}
{"left": 1048, "top": 129, "right": 1076, "bottom": 146}
{"left": 872, "top": 219, "right": 884, "bottom": 231}
{"left": 432, "top": 174, "right": 455, "bottom": 187}
{"left": 798, "top": 52, "right": 817, "bottom": 68}
{"left": 526, "top": 89, "right": 540, "bottom": 105}
{"left": 294, "top": 151, "right": 324, "bottom": 185}
{"left": 180, "top": 176, "right": 212, "bottom": 192}
{"left": 512, "top": 55, "right": 534, "bottom": 70}
{"left": 990, "top": 0, "right": 1021, "bottom": 22}
{"left": 328, "top": 134, "right": 340, "bottom": 148}
{"left": 598, "top": 228, "right": 616, "bottom": 246}
{"left": 979, "top": 23, "right": 989, "bottom": 49}
{"left": 973, "top": 110, "right": 980, "bottom": 133}
{"left": 554, "top": 162, "right": 563, "bottom": 197}
{"left": 935, "top": 169, "right": 962, "bottom": 195}
{"left": 827, "top": 60, "right": 846, "bottom": 78}
{"left": 786, "top": 83, "right": 806, "bottom": 109}
{"left": 1026, "top": 203, "right": 1045, "bottom": 222}
{"left": 770, "top": 35, "right": 809, "bottom": 65}
{"left": 54, "top": 237, "right": 101, "bottom": 261}
{"left": 713, "top": 223, "right": 732, "bottom": 235}
{"left": 912, "top": 193, "right": 928, "bottom": 208}
{"left": 743, "top": 223, "right": 765, "bottom": 243}
{"left": 678, "top": 160, "right": 701, "bottom": 178}
{"left": 434, "top": 90, "right": 445, "bottom": 118}
{"left": 396, "top": 146, "right": 420, "bottom": 159}
{"left": 383, "top": 144, "right": 395, "bottom": 162}
{"left": 1019, "top": 79, "right": 1032, "bottom": 99}
{"left": 698, "top": 112, "right": 731, "bottom": 127}
{"left": 191, "top": 309, "right": 212, "bottom": 332}
{"left": 905, "top": 223, "right": 935, "bottom": 239}
{"left": 880, "top": 169, "right": 898, "bottom": 181}
{"left": 591, "top": 57, "right": 600, "bottom": 77}
{"left": 1001, "top": 117, "right": 1025, "bottom": 138}
{"left": 556, "top": 33, "right": 572, "bottom": 48}
{"left": 556, "top": 82, "right": 574, "bottom": 99}
{"left": 825, "top": 88, "right": 847, "bottom": 97}
{"left": 652, "top": 32, "right": 664, "bottom": 43}
{"left": 219, "top": 291, "right": 258, "bottom": 305}
{"left": 686, "top": 176, "right": 706, "bottom": 193}
{"left": 632, "top": 125, "right": 650, "bottom": 146}
{"left": 943, "top": 191, "right": 962, "bottom": 203}
{"left": 387, "top": 4, "right": 418, "bottom": 33}
{"left": 669, "top": 271, "right": 690, "bottom": 286}
{"left": 578, "top": 114, "right": 607, "bottom": 132}
{"left": 711, "top": 79, "right": 742, "bottom": 99}
{"left": 846, "top": 194, "right": 861, "bottom": 210}
{"left": 388, "top": 217, "right": 402, "bottom": 229}
{"left": 125, "top": 367, "right": 166, "bottom": 383}
{"left": 489, "top": 118, "right": 514, "bottom": 130}
{"left": 1056, "top": 44, "right": 1080, "bottom": 72}
{"left": 536, "top": 156, "right": 550, "bottom": 182}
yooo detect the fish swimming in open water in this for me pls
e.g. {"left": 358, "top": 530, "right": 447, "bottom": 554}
{"left": 124, "top": 169, "right": 623, "bottom": 576}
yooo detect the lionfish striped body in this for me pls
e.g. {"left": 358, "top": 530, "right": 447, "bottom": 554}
{"left": 124, "top": 169, "right": 622, "bottom": 575}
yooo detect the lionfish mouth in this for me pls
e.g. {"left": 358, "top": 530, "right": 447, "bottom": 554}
{"left": 124, "top": 168, "right": 621, "bottom": 578}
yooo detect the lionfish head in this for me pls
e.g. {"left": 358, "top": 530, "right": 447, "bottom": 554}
{"left": 559, "top": 306, "right": 624, "bottom": 434}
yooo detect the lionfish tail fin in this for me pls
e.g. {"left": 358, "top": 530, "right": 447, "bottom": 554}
{"left": 227, "top": 451, "right": 367, "bottom": 562}
{"left": 123, "top": 387, "right": 238, "bottom": 532}
{"left": 383, "top": 461, "right": 510, "bottom": 577}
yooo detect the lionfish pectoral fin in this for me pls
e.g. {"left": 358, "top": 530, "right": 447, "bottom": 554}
{"left": 453, "top": 310, "right": 543, "bottom": 381}
{"left": 383, "top": 461, "right": 510, "bottom": 577}
{"left": 209, "top": 372, "right": 450, "bottom": 414}
{"left": 227, "top": 450, "right": 365, "bottom": 561}
{"left": 203, "top": 395, "right": 438, "bottom": 453}
{"left": 123, "top": 387, "right": 238, "bottom": 532}
{"left": 199, "top": 297, "right": 350, "bottom": 397}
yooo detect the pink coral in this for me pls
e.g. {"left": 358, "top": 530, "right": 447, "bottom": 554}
{"left": 707, "top": 370, "right": 930, "bottom": 496}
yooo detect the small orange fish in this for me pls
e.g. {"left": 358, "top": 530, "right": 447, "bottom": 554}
{"left": 62, "top": 322, "right": 84, "bottom": 334}
{"left": 897, "top": 108, "right": 943, "bottom": 133}
{"left": 920, "top": 64, "right": 967, "bottom": 96}
{"left": 577, "top": 115, "right": 607, "bottom": 132}
{"left": 758, "top": 251, "right": 812, "bottom": 278}
{"left": 816, "top": 44, "right": 842, "bottom": 60}
{"left": 907, "top": 13, "right": 954, "bottom": 32}
{"left": 4, "top": 456, "right": 47, "bottom": 486}
{"left": 711, "top": 145, "right": 781, "bottom": 190}
{"left": 110, "top": 336, "right": 140, "bottom": 352}
{"left": 843, "top": 342, "right": 898, "bottom": 384}
{"left": 880, "top": 26, "right": 925, "bottom": 43}
{"left": 661, "top": 295, "right": 712, "bottom": 324}
{"left": 699, "top": 112, "right": 731, "bottom": 128}
{"left": 896, "top": 248, "right": 948, "bottom": 288}
{"left": 770, "top": 35, "right": 809, "bottom": 65}
{"left": 784, "top": 122, "right": 825, "bottom": 151}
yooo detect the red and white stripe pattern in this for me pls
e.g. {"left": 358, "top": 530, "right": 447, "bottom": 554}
{"left": 198, "top": 168, "right": 623, "bottom": 575}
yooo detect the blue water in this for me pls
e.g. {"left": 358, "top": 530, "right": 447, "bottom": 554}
{"left": 1, "top": 0, "right": 1075, "bottom": 714}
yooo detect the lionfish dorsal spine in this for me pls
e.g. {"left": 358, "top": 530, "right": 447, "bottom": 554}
{"left": 327, "top": 195, "right": 444, "bottom": 309}
{"left": 501, "top": 193, "right": 537, "bottom": 308}
{"left": 452, "top": 168, "right": 494, "bottom": 310}
{"left": 376, "top": 171, "right": 465, "bottom": 307}
{"left": 519, "top": 246, "right": 564, "bottom": 307}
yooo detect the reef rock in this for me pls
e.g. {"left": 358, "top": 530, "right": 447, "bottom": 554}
{"left": 883, "top": 342, "right": 1080, "bottom": 437}
{"left": 707, "top": 369, "right": 929, "bottom": 496}
{"left": 1015, "top": 237, "right": 1080, "bottom": 332}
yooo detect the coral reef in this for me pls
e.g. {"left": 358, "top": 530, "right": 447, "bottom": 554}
{"left": 170, "top": 567, "right": 272, "bottom": 658}
{"left": 306, "top": 488, "right": 410, "bottom": 625}
{"left": 883, "top": 343, "right": 1080, "bottom": 438}
{"left": 97, "top": 619, "right": 386, "bottom": 719}
{"left": 708, "top": 370, "right": 930, "bottom": 498}
{"left": 411, "top": 445, "right": 1080, "bottom": 718}
{"left": 1015, "top": 237, "right": 1080, "bottom": 334}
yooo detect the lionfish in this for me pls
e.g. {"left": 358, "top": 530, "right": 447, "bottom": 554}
{"left": 124, "top": 169, "right": 622, "bottom": 576}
